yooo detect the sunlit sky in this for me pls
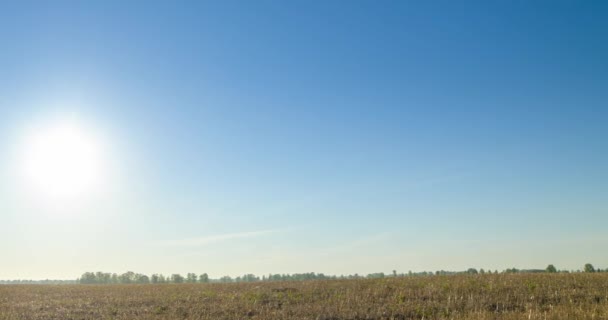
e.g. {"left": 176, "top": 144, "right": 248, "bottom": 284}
{"left": 1, "top": 1, "right": 607, "bottom": 280}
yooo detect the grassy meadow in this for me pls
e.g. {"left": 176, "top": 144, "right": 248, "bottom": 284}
{"left": 1, "top": 273, "right": 607, "bottom": 319}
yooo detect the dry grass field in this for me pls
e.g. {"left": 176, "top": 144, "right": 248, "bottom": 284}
{"left": 1, "top": 273, "right": 607, "bottom": 319}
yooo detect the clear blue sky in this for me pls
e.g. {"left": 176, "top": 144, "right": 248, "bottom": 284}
{"left": 0, "top": 1, "right": 607, "bottom": 279}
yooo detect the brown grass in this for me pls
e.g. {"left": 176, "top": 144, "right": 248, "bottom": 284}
{"left": 1, "top": 273, "right": 607, "bottom": 319}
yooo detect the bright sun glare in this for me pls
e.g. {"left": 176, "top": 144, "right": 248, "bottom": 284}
{"left": 19, "top": 119, "right": 105, "bottom": 201}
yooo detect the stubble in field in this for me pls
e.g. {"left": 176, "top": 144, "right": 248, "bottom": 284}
{"left": 1, "top": 273, "right": 607, "bottom": 319}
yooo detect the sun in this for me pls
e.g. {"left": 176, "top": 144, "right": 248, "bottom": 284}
{"left": 19, "top": 119, "right": 106, "bottom": 200}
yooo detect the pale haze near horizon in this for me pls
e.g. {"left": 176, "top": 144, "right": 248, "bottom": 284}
{"left": 0, "top": 1, "right": 607, "bottom": 280}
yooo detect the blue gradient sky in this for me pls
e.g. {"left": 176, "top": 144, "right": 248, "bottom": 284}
{"left": 0, "top": 1, "right": 607, "bottom": 279}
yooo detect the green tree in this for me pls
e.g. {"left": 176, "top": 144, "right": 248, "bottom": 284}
{"left": 584, "top": 263, "right": 595, "bottom": 273}
{"left": 186, "top": 273, "right": 197, "bottom": 283}
{"left": 79, "top": 272, "right": 96, "bottom": 284}
{"left": 546, "top": 264, "right": 557, "bottom": 273}
{"left": 242, "top": 274, "right": 259, "bottom": 282}
{"left": 119, "top": 271, "right": 135, "bottom": 284}
{"left": 199, "top": 273, "right": 209, "bottom": 283}
{"left": 171, "top": 274, "right": 184, "bottom": 283}
{"left": 135, "top": 274, "right": 149, "bottom": 284}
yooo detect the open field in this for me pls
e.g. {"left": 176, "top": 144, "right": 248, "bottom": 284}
{"left": 1, "top": 273, "right": 607, "bottom": 319}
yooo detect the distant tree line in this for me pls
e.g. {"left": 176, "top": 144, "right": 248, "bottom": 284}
{"left": 77, "top": 271, "right": 335, "bottom": 284}
{"left": 78, "top": 271, "right": 211, "bottom": 284}
{"left": 2, "top": 263, "right": 604, "bottom": 285}
{"left": 73, "top": 263, "right": 606, "bottom": 285}
{"left": 0, "top": 279, "right": 78, "bottom": 285}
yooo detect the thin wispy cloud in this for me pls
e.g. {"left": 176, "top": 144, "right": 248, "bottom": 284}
{"left": 160, "top": 229, "right": 281, "bottom": 247}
